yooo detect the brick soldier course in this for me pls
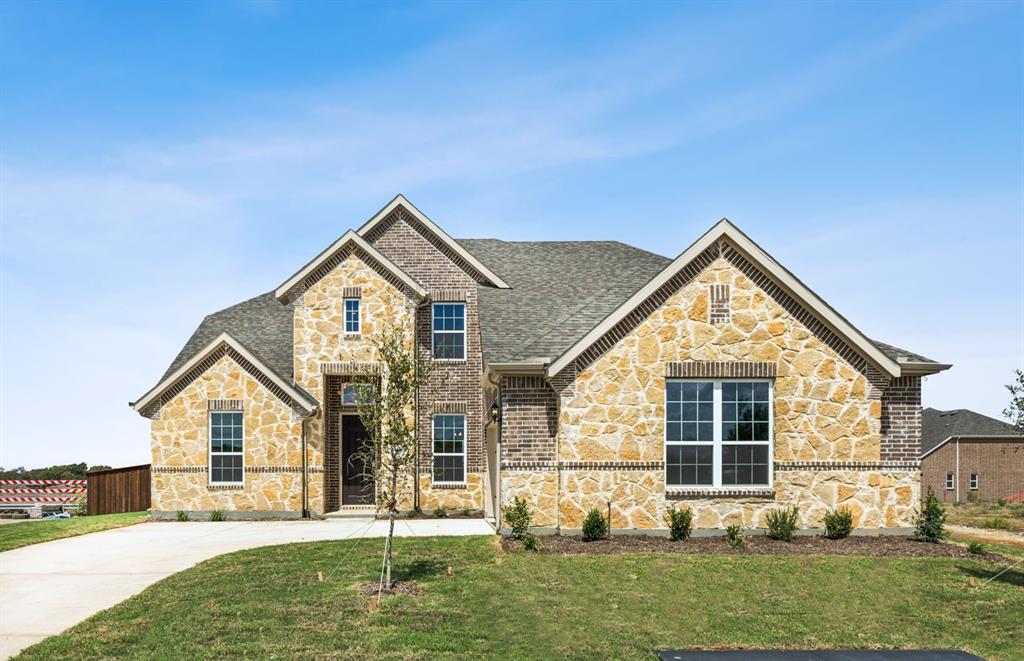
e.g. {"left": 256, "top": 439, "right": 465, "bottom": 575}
{"left": 133, "top": 195, "right": 951, "bottom": 532}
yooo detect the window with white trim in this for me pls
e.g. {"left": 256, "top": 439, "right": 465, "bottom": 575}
{"left": 946, "top": 473, "right": 955, "bottom": 490}
{"left": 210, "top": 411, "right": 244, "bottom": 484}
{"left": 432, "top": 303, "right": 465, "bottom": 360}
{"left": 344, "top": 298, "right": 360, "bottom": 334}
{"left": 665, "top": 380, "right": 772, "bottom": 488}
{"left": 970, "top": 473, "right": 979, "bottom": 490}
{"left": 432, "top": 414, "right": 466, "bottom": 484}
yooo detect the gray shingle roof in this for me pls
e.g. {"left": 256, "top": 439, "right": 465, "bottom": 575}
{"left": 458, "top": 239, "right": 671, "bottom": 364}
{"left": 156, "top": 239, "right": 939, "bottom": 397}
{"left": 870, "top": 340, "right": 941, "bottom": 365}
{"left": 921, "top": 407, "right": 1020, "bottom": 455}
{"left": 161, "top": 292, "right": 293, "bottom": 383}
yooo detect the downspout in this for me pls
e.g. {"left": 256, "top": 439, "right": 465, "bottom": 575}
{"left": 955, "top": 437, "right": 960, "bottom": 503}
{"left": 300, "top": 406, "right": 320, "bottom": 519}
{"left": 485, "top": 368, "right": 502, "bottom": 529}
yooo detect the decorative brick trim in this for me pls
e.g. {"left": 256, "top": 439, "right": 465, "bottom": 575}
{"left": 342, "top": 333, "right": 362, "bottom": 341}
{"left": 666, "top": 361, "right": 777, "bottom": 379}
{"left": 152, "top": 466, "right": 205, "bottom": 474}
{"left": 709, "top": 284, "right": 730, "bottom": 324}
{"left": 430, "top": 482, "right": 468, "bottom": 489}
{"left": 503, "top": 375, "right": 547, "bottom": 390}
{"left": 342, "top": 286, "right": 362, "bottom": 298}
{"left": 282, "top": 243, "right": 421, "bottom": 305}
{"left": 321, "top": 361, "right": 382, "bottom": 375}
{"left": 776, "top": 461, "right": 920, "bottom": 471}
{"left": 207, "top": 485, "right": 243, "bottom": 491}
{"left": 561, "top": 461, "right": 664, "bottom": 471}
{"left": 244, "top": 466, "right": 306, "bottom": 474}
{"left": 207, "top": 399, "right": 242, "bottom": 411}
{"left": 433, "top": 401, "right": 467, "bottom": 414}
{"left": 667, "top": 488, "right": 774, "bottom": 498}
{"left": 502, "top": 461, "right": 558, "bottom": 471}
{"left": 154, "top": 465, "right": 320, "bottom": 474}
{"left": 429, "top": 289, "right": 468, "bottom": 302}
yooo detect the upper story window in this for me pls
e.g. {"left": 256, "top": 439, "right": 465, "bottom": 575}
{"left": 344, "top": 299, "right": 361, "bottom": 334}
{"left": 970, "top": 473, "right": 979, "bottom": 490}
{"left": 432, "top": 414, "right": 466, "bottom": 484}
{"left": 342, "top": 382, "right": 375, "bottom": 406}
{"left": 209, "top": 411, "right": 244, "bottom": 485}
{"left": 432, "top": 303, "right": 465, "bottom": 360}
{"left": 665, "top": 380, "right": 772, "bottom": 489}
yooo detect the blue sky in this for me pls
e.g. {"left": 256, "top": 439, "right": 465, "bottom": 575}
{"left": 1, "top": 1, "right": 1021, "bottom": 468}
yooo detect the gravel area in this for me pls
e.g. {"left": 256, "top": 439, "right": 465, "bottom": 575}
{"left": 503, "top": 533, "right": 1010, "bottom": 562}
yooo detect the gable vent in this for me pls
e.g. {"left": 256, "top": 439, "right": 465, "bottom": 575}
{"left": 709, "top": 284, "right": 730, "bottom": 324}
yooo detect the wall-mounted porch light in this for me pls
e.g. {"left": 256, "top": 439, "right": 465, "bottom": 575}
{"left": 489, "top": 401, "right": 501, "bottom": 423}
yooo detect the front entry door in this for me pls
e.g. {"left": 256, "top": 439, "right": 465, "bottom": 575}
{"left": 342, "top": 415, "right": 374, "bottom": 505}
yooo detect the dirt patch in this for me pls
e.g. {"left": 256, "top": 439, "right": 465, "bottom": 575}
{"left": 354, "top": 580, "right": 421, "bottom": 597}
{"left": 503, "top": 533, "right": 1010, "bottom": 562}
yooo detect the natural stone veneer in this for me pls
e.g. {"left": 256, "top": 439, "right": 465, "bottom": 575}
{"left": 150, "top": 354, "right": 320, "bottom": 513}
{"left": 418, "top": 472, "right": 485, "bottom": 511}
{"left": 502, "top": 256, "right": 918, "bottom": 530}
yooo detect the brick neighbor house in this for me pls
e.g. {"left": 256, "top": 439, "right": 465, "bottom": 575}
{"left": 132, "top": 195, "right": 952, "bottom": 532}
{"left": 921, "top": 408, "right": 1023, "bottom": 503}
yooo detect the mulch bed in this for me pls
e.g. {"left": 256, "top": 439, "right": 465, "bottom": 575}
{"left": 502, "top": 534, "right": 1010, "bottom": 562}
{"left": 355, "top": 580, "right": 421, "bottom": 597}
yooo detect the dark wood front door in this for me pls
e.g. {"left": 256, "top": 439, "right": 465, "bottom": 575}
{"left": 341, "top": 415, "right": 374, "bottom": 505}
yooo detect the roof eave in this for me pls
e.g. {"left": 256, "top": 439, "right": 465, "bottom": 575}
{"left": 898, "top": 361, "right": 953, "bottom": 377}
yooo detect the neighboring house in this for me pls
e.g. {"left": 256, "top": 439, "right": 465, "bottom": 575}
{"left": 132, "top": 195, "right": 951, "bottom": 531}
{"left": 921, "top": 408, "right": 1023, "bottom": 502}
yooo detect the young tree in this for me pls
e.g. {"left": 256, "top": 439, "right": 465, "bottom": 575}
{"left": 351, "top": 321, "right": 435, "bottom": 590}
{"left": 1004, "top": 368, "right": 1024, "bottom": 433}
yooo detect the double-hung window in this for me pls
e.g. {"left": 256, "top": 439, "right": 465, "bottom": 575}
{"left": 432, "top": 414, "right": 466, "bottom": 484}
{"left": 665, "top": 380, "right": 772, "bottom": 488}
{"left": 969, "top": 473, "right": 979, "bottom": 490}
{"left": 432, "top": 303, "right": 465, "bottom": 360}
{"left": 945, "top": 473, "right": 955, "bottom": 490}
{"left": 344, "top": 298, "right": 360, "bottom": 334}
{"left": 210, "top": 411, "right": 244, "bottom": 485}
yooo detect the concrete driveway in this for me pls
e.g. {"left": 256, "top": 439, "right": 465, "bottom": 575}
{"left": 0, "top": 517, "right": 492, "bottom": 658}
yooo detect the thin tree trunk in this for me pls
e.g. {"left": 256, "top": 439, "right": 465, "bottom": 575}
{"left": 386, "top": 508, "right": 396, "bottom": 587}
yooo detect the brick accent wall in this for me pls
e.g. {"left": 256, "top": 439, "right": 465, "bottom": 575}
{"left": 324, "top": 374, "right": 342, "bottom": 512}
{"left": 500, "top": 376, "right": 558, "bottom": 464}
{"left": 880, "top": 376, "right": 921, "bottom": 461}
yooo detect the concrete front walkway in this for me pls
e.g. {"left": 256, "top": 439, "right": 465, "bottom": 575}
{"left": 0, "top": 517, "right": 492, "bottom": 659}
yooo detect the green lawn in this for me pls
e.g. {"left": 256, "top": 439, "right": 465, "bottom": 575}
{"left": 0, "top": 512, "right": 148, "bottom": 552}
{"left": 16, "top": 536, "right": 1023, "bottom": 660}
{"left": 947, "top": 499, "right": 1024, "bottom": 532}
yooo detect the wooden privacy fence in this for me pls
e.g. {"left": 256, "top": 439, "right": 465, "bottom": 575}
{"left": 87, "top": 464, "right": 151, "bottom": 515}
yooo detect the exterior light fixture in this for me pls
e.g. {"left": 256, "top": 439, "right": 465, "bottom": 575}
{"left": 489, "top": 401, "right": 501, "bottom": 423}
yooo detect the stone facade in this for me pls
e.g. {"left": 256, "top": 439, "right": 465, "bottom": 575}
{"left": 502, "top": 254, "right": 921, "bottom": 531}
{"left": 149, "top": 354, "right": 315, "bottom": 513}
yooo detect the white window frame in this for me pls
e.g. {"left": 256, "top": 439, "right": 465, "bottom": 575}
{"left": 208, "top": 410, "right": 244, "bottom": 486}
{"left": 343, "top": 298, "right": 361, "bottom": 335}
{"left": 969, "top": 473, "right": 979, "bottom": 490}
{"left": 431, "top": 302, "right": 466, "bottom": 361}
{"left": 431, "top": 413, "right": 466, "bottom": 485}
{"left": 664, "top": 379, "right": 774, "bottom": 490}
{"left": 946, "top": 473, "right": 955, "bottom": 490}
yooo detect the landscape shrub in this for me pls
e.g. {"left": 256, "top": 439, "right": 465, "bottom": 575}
{"left": 823, "top": 507, "right": 854, "bottom": 539}
{"left": 522, "top": 534, "right": 542, "bottom": 552}
{"left": 72, "top": 491, "right": 88, "bottom": 516}
{"left": 209, "top": 510, "right": 224, "bottom": 522}
{"left": 433, "top": 508, "right": 447, "bottom": 518}
{"left": 997, "top": 497, "right": 1007, "bottom": 507}
{"left": 664, "top": 505, "right": 693, "bottom": 541}
{"left": 581, "top": 509, "right": 608, "bottom": 541}
{"left": 967, "top": 541, "right": 986, "bottom": 555}
{"left": 502, "top": 497, "right": 533, "bottom": 540}
{"left": 176, "top": 510, "right": 189, "bottom": 522}
{"left": 914, "top": 488, "right": 947, "bottom": 543}
{"left": 462, "top": 508, "right": 472, "bottom": 517}
{"left": 765, "top": 506, "right": 799, "bottom": 541}
{"left": 726, "top": 524, "right": 745, "bottom": 549}
{"left": 979, "top": 516, "right": 1010, "bottom": 530}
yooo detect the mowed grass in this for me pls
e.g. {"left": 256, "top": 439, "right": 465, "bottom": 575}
{"left": 0, "top": 512, "right": 148, "bottom": 552}
{"left": 17, "top": 536, "right": 1024, "bottom": 660}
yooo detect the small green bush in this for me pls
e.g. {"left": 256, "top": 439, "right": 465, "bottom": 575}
{"left": 823, "top": 507, "right": 854, "bottom": 539}
{"left": 581, "top": 509, "right": 608, "bottom": 542}
{"left": 980, "top": 516, "right": 1011, "bottom": 530}
{"left": 766, "top": 506, "right": 799, "bottom": 541}
{"left": 664, "top": 505, "right": 693, "bottom": 541}
{"left": 914, "top": 487, "right": 947, "bottom": 543}
{"left": 433, "top": 508, "right": 447, "bottom": 518}
{"left": 209, "top": 510, "right": 224, "bottom": 522}
{"left": 176, "top": 510, "right": 189, "bottom": 522}
{"left": 726, "top": 524, "right": 745, "bottom": 549}
{"left": 967, "top": 541, "right": 986, "bottom": 555}
{"left": 462, "top": 508, "right": 472, "bottom": 517}
{"left": 523, "top": 534, "right": 542, "bottom": 552}
{"left": 502, "top": 496, "right": 533, "bottom": 541}
{"left": 996, "top": 497, "right": 1007, "bottom": 507}
{"left": 73, "top": 492, "right": 88, "bottom": 516}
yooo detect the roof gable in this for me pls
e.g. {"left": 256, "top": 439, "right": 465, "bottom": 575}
{"left": 547, "top": 219, "right": 931, "bottom": 379}
{"left": 274, "top": 230, "right": 427, "bottom": 302}
{"left": 357, "top": 195, "right": 511, "bottom": 289}
{"left": 132, "top": 332, "right": 317, "bottom": 417}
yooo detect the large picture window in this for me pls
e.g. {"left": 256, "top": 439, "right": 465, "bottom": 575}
{"left": 665, "top": 380, "right": 772, "bottom": 488}
{"left": 432, "top": 303, "right": 465, "bottom": 360}
{"left": 432, "top": 414, "right": 466, "bottom": 484}
{"left": 210, "top": 411, "right": 244, "bottom": 485}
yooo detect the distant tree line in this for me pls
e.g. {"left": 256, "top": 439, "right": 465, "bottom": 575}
{"left": 0, "top": 463, "right": 112, "bottom": 480}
